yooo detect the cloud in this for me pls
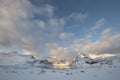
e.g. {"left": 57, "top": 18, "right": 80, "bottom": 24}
{"left": 48, "top": 18, "right": 65, "bottom": 27}
{"left": 92, "top": 18, "right": 105, "bottom": 30}
{"left": 46, "top": 43, "right": 76, "bottom": 60}
{"left": 1, "top": 0, "right": 119, "bottom": 60}
{"left": 101, "top": 28, "right": 111, "bottom": 39}
{"left": 0, "top": 0, "right": 40, "bottom": 51}
{"left": 22, "top": 50, "right": 33, "bottom": 55}
{"left": 59, "top": 32, "right": 74, "bottom": 40}
{"left": 0, "top": 0, "right": 65, "bottom": 54}
{"left": 34, "top": 4, "right": 54, "bottom": 18}
{"left": 46, "top": 28, "right": 120, "bottom": 59}
{"left": 0, "top": 0, "right": 88, "bottom": 54}
{"left": 74, "top": 28, "right": 120, "bottom": 54}
{"left": 68, "top": 12, "right": 88, "bottom": 21}
{"left": 35, "top": 20, "right": 46, "bottom": 28}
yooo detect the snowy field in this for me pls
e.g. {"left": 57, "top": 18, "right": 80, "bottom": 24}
{"left": 0, "top": 52, "right": 120, "bottom": 80}
{"left": 0, "top": 65, "right": 120, "bottom": 80}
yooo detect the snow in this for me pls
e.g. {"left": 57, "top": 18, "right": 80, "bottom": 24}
{"left": 0, "top": 52, "right": 120, "bottom": 80}
{"left": 0, "top": 65, "right": 120, "bottom": 80}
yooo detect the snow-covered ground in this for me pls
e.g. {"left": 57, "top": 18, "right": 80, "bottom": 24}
{"left": 0, "top": 65, "right": 120, "bottom": 80}
{"left": 0, "top": 52, "right": 120, "bottom": 80}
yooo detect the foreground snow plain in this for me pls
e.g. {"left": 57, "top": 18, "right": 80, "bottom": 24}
{"left": 0, "top": 52, "right": 120, "bottom": 80}
{"left": 0, "top": 65, "right": 120, "bottom": 80}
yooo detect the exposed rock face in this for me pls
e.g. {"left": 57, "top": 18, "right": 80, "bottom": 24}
{"left": 31, "top": 59, "right": 52, "bottom": 67}
{"left": 26, "top": 56, "right": 53, "bottom": 68}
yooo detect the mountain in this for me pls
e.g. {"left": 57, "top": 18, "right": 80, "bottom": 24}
{"left": 0, "top": 51, "right": 120, "bottom": 69}
{"left": 26, "top": 56, "right": 52, "bottom": 68}
{"left": 70, "top": 53, "right": 120, "bottom": 68}
{"left": 0, "top": 51, "right": 29, "bottom": 66}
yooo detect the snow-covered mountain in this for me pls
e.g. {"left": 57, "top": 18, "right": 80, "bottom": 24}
{"left": 0, "top": 51, "right": 120, "bottom": 69}
{"left": 0, "top": 51, "right": 29, "bottom": 66}
{"left": 0, "top": 52, "right": 120, "bottom": 80}
{"left": 70, "top": 53, "right": 120, "bottom": 68}
{"left": 0, "top": 51, "right": 53, "bottom": 68}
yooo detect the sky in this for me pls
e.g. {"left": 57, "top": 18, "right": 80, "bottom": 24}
{"left": 0, "top": 0, "right": 120, "bottom": 59}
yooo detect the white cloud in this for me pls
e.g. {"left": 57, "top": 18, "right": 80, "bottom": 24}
{"left": 1, "top": 0, "right": 119, "bottom": 60}
{"left": 35, "top": 20, "right": 46, "bottom": 28}
{"left": 59, "top": 32, "right": 74, "bottom": 40}
{"left": 0, "top": 0, "right": 88, "bottom": 54}
{"left": 69, "top": 12, "right": 88, "bottom": 21}
{"left": 34, "top": 4, "right": 54, "bottom": 18}
{"left": 48, "top": 18, "right": 64, "bottom": 27}
{"left": 0, "top": 0, "right": 41, "bottom": 51}
{"left": 0, "top": 0, "right": 65, "bottom": 54}
{"left": 22, "top": 50, "right": 33, "bottom": 55}
{"left": 47, "top": 43, "right": 76, "bottom": 60}
{"left": 102, "top": 28, "right": 111, "bottom": 35}
{"left": 74, "top": 29, "right": 120, "bottom": 54}
{"left": 92, "top": 18, "right": 105, "bottom": 30}
{"left": 101, "top": 28, "right": 111, "bottom": 39}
